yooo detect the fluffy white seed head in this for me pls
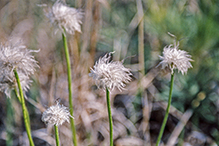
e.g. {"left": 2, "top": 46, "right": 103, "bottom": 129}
{"left": 158, "top": 41, "right": 193, "bottom": 75}
{"left": 0, "top": 41, "right": 39, "bottom": 98}
{"left": 46, "top": 0, "right": 83, "bottom": 35}
{"left": 42, "top": 102, "right": 72, "bottom": 126}
{"left": 89, "top": 52, "right": 132, "bottom": 92}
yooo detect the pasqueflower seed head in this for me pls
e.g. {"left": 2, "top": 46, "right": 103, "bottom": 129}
{"left": 42, "top": 102, "right": 72, "bottom": 126}
{"left": 0, "top": 41, "right": 39, "bottom": 98}
{"left": 46, "top": 0, "right": 83, "bottom": 35}
{"left": 158, "top": 41, "right": 193, "bottom": 75}
{"left": 89, "top": 52, "right": 132, "bottom": 92}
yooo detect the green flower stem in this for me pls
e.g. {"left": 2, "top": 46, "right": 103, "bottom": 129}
{"left": 14, "top": 88, "right": 31, "bottom": 127}
{"left": 62, "top": 30, "right": 78, "bottom": 146}
{"left": 13, "top": 69, "right": 35, "bottom": 146}
{"left": 156, "top": 73, "right": 175, "bottom": 146}
{"left": 106, "top": 88, "right": 113, "bottom": 146}
{"left": 54, "top": 125, "right": 60, "bottom": 146}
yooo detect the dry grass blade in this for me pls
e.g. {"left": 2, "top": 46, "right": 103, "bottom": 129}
{"left": 137, "top": 0, "right": 144, "bottom": 77}
{"left": 166, "top": 109, "right": 193, "bottom": 146}
{"left": 90, "top": 0, "right": 100, "bottom": 64}
{"left": 115, "top": 136, "right": 144, "bottom": 146}
{"left": 81, "top": 0, "right": 93, "bottom": 55}
{"left": 32, "top": 128, "right": 56, "bottom": 145}
{"left": 139, "top": 91, "right": 152, "bottom": 145}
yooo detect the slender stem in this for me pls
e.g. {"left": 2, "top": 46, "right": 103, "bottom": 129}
{"left": 54, "top": 125, "right": 60, "bottom": 146}
{"left": 62, "top": 30, "right": 78, "bottom": 146}
{"left": 13, "top": 69, "right": 35, "bottom": 146}
{"left": 14, "top": 88, "right": 31, "bottom": 128}
{"left": 156, "top": 73, "right": 175, "bottom": 146}
{"left": 106, "top": 88, "right": 113, "bottom": 146}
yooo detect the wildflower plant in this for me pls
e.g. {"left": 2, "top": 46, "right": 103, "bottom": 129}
{"left": 42, "top": 102, "right": 72, "bottom": 146}
{"left": 42, "top": 102, "right": 72, "bottom": 126}
{"left": 44, "top": 1, "right": 83, "bottom": 145}
{"left": 156, "top": 33, "right": 193, "bottom": 146}
{"left": 46, "top": 0, "right": 83, "bottom": 35}
{"left": 0, "top": 41, "right": 39, "bottom": 146}
{"left": 0, "top": 42, "right": 39, "bottom": 98}
{"left": 89, "top": 52, "right": 132, "bottom": 91}
{"left": 158, "top": 39, "right": 193, "bottom": 75}
{"left": 90, "top": 52, "right": 132, "bottom": 146}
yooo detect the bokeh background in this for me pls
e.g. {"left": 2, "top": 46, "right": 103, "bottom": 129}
{"left": 0, "top": 0, "right": 219, "bottom": 145}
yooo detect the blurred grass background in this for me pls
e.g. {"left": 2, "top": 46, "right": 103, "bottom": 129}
{"left": 0, "top": 0, "right": 219, "bottom": 145}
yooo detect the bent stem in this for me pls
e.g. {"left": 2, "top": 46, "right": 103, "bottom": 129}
{"left": 156, "top": 73, "right": 174, "bottom": 146}
{"left": 13, "top": 69, "right": 35, "bottom": 146}
{"left": 54, "top": 125, "right": 60, "bottom": 146}
{"left": 106, "top": 88, "right": 113, "bottom": 146}
{"left": 62, "top": 29, "right": 78, "bottom": 146}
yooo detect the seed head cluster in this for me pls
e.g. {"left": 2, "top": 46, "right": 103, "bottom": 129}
{"left": 159, "top": 41, "right": 193, "bottom": 75}
{"left": 46, "top": 0, "right": 83, "bottom": 35}
{"left": 89, "top": 52, "right": 132, "bottom": 92}
{"left": 42, "top": 102, "right": 72, "bottom": 126}
{"left": 0, "top": 42, "right": 39, "bottom": 98}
